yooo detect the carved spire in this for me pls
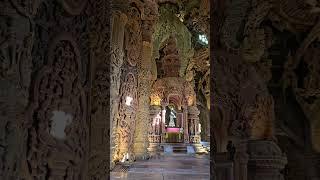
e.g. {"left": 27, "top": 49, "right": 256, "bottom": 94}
{"left": 161, "top": 35, "right": 181, "bottom": 77}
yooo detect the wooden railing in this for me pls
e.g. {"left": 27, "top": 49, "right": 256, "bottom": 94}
{"left": 148, "top": 135, "right": 161, "bottom": 143}
{"left": 189, "top": 135, "right": 201, "bottom": 143}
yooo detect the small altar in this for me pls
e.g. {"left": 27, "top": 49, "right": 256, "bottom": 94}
{"left": 165, "top": 128, "right": 183, "bottom": 143}
{"left": 148, "top": 35, "right": 201, "bottom": 145}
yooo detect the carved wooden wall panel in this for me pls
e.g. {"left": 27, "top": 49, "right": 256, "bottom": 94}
{"left": 87, "top": 0, "right": 110, "bottom": 178}
{"left": 0, "top": 1, "right": 35, "bottom": 177}
{"left": 25, "top": 34, "right": 88, "bottom": 179}
{"left": 115, "top": 71, "right": 138, "bottom": 161}
{"left": 0, "top": 0, "right": 111, "bottom": 178}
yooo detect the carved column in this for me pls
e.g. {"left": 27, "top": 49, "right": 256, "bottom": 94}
{"left": 110, "top": 10, "right": 127, "bottom": 168}
{"left": 149, "top": 106, "right": 161, "bottom": 136}
{"left": 133, "top": 0, "right": 158, "bottom": 160}
{"left": 148, "top": 106, "right": 161, "bottom": 156}
{"left": 188, "top": 106, "right": 201, "bottom": 143}
{"left": 247, "top": 140, "right": 287, "bottom": 180}
{"left": 87, "top": 0, "right": 112, "bottom": 178}
{"left": 183, "top": 106, "right": 189, "bottom": 143}
{"left": 234, "top": 141, "right": 249, "bottom": 180}
{"left": 161, "top": 105, "right": 167, "bottom": 142}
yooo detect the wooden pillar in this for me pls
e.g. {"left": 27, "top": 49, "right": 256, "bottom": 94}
{"left": 133, "top": 0, "right": 158, "bottom": 160}
{"left": 183, "top": 106, "right": 189, "bottom": 143}
{"left": 110, "top": 10, "right": 127, "bottom": 166}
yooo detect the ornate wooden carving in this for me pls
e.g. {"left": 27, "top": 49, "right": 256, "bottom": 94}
{"left": 124, "top": 5, "right": 142, "bottom": 67}
{"left": 115, "top": 72, "right": 138, "bottom": 161}
{"left": 59, "top": 0, "right": 88, "bottom": 15}
{"left": 25, "top": 34, "right": 88, "bottom": 179}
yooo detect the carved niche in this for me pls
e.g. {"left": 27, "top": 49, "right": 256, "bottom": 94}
{"left": 25, "top": 34, "right": 88, "bottom": 179}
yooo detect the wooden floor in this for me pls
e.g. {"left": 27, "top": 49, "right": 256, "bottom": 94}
{"left": 111, "top": 153, "right": 210, "bottom": 180}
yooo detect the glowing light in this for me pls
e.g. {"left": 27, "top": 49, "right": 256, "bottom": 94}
{"left": 199, "top": 124, "right": 201, "bottom": 133}
{"left": 199, "top": 34, "right": 208, "bottom": 45}
{"left": 121, "top": 153, "right": 129, "bottom": 163}
{"left": 125, "top": 96, "right": 133, "bottom": 106}
{"left": 151, "top": 96, "right": 161, "bottom": 106}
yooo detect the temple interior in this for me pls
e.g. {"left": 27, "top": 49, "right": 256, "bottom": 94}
{"left": 1, "top": 0, "right": 320, "bottom": 179}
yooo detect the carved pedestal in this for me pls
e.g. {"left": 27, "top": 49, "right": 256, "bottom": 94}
{"left": 215, "top": 153, "right": 234, "bottom": 180}
{"left": 247, "top": 140, "right": 287, "bottom": 180}
{"left": 234, "top": 141, "right": 249, "bottom": 180}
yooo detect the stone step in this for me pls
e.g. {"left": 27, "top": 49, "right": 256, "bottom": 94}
{"left": 172, "top": 146, "right": 187, "bottom": 153}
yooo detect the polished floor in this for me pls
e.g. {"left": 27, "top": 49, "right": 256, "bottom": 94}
{"left": 111, "top": 153, "right": 210, "bottom": 180}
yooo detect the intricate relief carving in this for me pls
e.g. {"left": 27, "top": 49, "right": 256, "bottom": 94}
{"left": 141, "top": 0, "right": 159, "bottom": 42}
{"left": 59, "top": 0, "right": 88, "bottom": 15}
{"left": 282, "top": 52, "right": 298, "bottom": 92}
{"left": 87, "top": 0, "right": 110, "bottom": 178}
{"left": 179, "top": 0, "right": 209, "bottom": 34}
{"left": 221, "top": 0, "right": 250, "bottom": 49}
{"left": 25, "top": 34, "right": 88, "bottom": 179}
{"left": 161, "top": 35, "right": 181, "bottom": 77}
{"left": 125, "top": 5, "right": 142, "bottom": 67}
{"left": 213, "top": 50, "right": 275, "bottom": 142}
{"left": 244, "top": 0, "right": 273, "bottom": 36}
{"left": 305, "top": 0, "right": 320, "bottom": 13}
{"left": 278, "top": 0, "right": 319, "bottom": 27}
{"left": 8, "top": 0, "right": 41, "bottom": 17}
{"left": 0, "top": 5, "right": 34, "bottom": 178}
{"left": 115, "top": 73, "right": 138, "bottom": 161}
{"left": 247, "top": 140, "right": 287, "bottom": 180}
{"left": 151, "top": 77, "right": 196, "bottom": 107}
{"left": 301, "top": 43, "right": 320, "bottom": 95}
{"left": 250, "top": 95, "right": 275, "bottom": 140}
{"left": 241, "top": 28, "right": 266, "bottom": 63}
{"left": 241, "top": 1, "right": 273, "bottom": 63}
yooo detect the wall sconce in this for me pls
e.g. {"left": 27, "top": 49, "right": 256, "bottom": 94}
{"left": 125, "top": 96, "right": 133, "bottom": 106}
{"left": 199, "top": 34, "right": 208, "bottom": 45}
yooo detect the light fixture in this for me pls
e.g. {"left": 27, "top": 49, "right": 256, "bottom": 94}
{"left": 198, "top": 34, "right": 208, "bottom": 45}
{"left": 125, "top": 96, "right": 133, "bottom": 106}
{"left": 121, "top": 153, "right": 129, "bottom": 163}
